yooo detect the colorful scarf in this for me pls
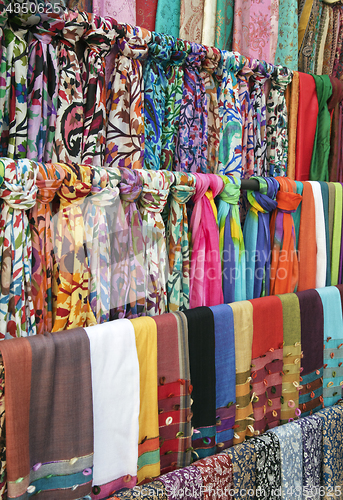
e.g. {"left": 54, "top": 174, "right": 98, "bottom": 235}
{"left": 154, "top": 0, "right": 180, "bottom": 38}
{"left": 294, "top": 416, "right": 322, "bottom": 494}
{"left": 138, "top": 170, "right": 174, "bottom": 316}
{"left": 0, "top": 158, "right": 37, "bottom": 339}
{"left": 270, "top": 177, "right": 302, "bottom": 295}
{"left": 275, "top": 0, "right": 298, "bottom": 70}
{"left": 226, "top": 441, "right": 256, "bottom": 498}
{"left": 93, "top": 0, "right": 136, "bottom": 24}
{"left": 166, "top": 172, "right": 196, "bottom": 312}
{"left": 29, "top": 162, "right": 65, "bottom": 335}
{"left": 159, "top": 467, "right": 203, "bottom": 500}
{"left": 52, "top": 163, "right": 96, "bottom": 332}
{"left": 27, "top": 14, "right": 64, "bottom": 162}
{"left": 308, "top": 181, "right": 327, "bottom": 288}
{"left": 160, "top": 39, "right": 188, "bottom": 170}
{"left": 238, "top": 64, "right": 254, "bottom": 179}
{"left": 331, "top": 183, "right": 343, "bottom": 286}
{"left": 215, "top": 0, "right": 234, "bottom": 50}
{"left": 297, "top": 182, "right": 317, "bottom": 291}
{"left": 319, "top": 181, "right": 331, "bottom": 286}
{"left": 52, "top": 11, "right": 87, "bottom": 164}
{"left": 287, "top": 71, "right": 299, "bottom": 180}
{"left": 217, "top": 51, "right": 244, "bottom": 177}
{"left": 194, "top": 454, "right": 233, "bottom": 500}
{"left": 189, "top": 174, "right": 224, "bottom": 308}
{"left": 179, "top": 0, "right": 205, "bottom": 43}
{"left": 143, "top": 33, "right": 173, "bottom": 171}
{"left": 105, "top": 25, "right": 151, "bottom": 169}
{"left": 253, "top": 433, "right": 282, "bottom": 500}
{"left": 136, "top": 0, "right": 158, "bottom": 32}
{"left": 266, "top": 66, "right": 293, "bottom": 177}
{"left": 201, "top": 0, "right": 217, "bottom": 47}
{"left": 175, "top": 42, "right": 208, "bottom": 173}
{"left": 243, "top": 176, "right": 278, "bottom": 300}
{"left": 218, "top": 174, "right": 246, "bottom": 303}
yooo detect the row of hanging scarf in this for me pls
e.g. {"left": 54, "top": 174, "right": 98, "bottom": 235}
{"left": 3, "top": 157, "right": 343, "bottom": 336}
{"left": 0, "top": 285, "right": 343, "bottom": 499}
{"left": 1, "top": 5, "right": 343, "bottom": 183}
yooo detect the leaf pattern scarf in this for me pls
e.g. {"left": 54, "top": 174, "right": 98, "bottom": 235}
{"left": 218, "top": 174, "right": 246, "bottom": 303}
{"left": 52, "top": 10, "right": 88, "bottom": 164}
{"left": 238, "top": 63, "right": 254, "bottom": 179}
{"left": 175, "top": 42, "right": 208, "bottom": 174}
{"left": 266, "top": 66, "right": 293, "bottom": 177}
{"left": 105, "top": 25, "right": 151, "bottom": 170}
{"left": 52, "top": 162, "right": 97, "bottom": 332}
{"left": 253, "top": 432, "right": 282, "bottom": 500}
{"left": 0, "top": 158, "right": 37, "bottom": 339}
{"left": 116, "top": 167, "right": 146, "bottom": 319}
{"left": 81, "top": 15, "right": 120, "bottom": 167}
{"left": 217, "top": 51, "right": 245, "bottom": 177}
{"left": 190, "top": 173, "right": 224, "bottom": 308}
{"left": 29, "top": 162, "right": 65, "bottom": 335}
{"left": 143, "top": 32, "right": 173, "bottom": 170}
{"left": 166, "top": 172, "right": 196, "bottom": 312}
{"left": 27, "top": 14, "right": 64, "bottom": 162}
{"left": 160, "top": 39, "right": 188, "bottom": 170}
{"left": 243, "top": 176, "right": 278, "bottom": 299}
{"left": 138, "top": 170, "right": 174, "bottom": 316}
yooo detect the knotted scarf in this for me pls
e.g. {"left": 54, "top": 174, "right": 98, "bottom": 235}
{"left": 81, "top": 15, "right": 119, "bottom": 167}
{"left": 143, "top": 33, "right": 173, "bottom": 171}
{"left": 297, "top": 181, "right": 317, "bottom": 291}
{"left": 52, "top": 11, "right": 87, "bottom": 164}
{"left": 270, "top": 177, "right": 302, "bottom": 295}
{"left": 266, "top": 66, "right": 293, "bottom": 177}
{"left": 189, "top": 174, "right": 224, "bottom": 308}
{"left": 179, "top": 0, "right": 205, "bottom": 43}
{"left": 166, "top": 172, "right": 196, "bottom": 312}
{"left": 218, "top": 174, "right": 246, "bottom": 303}
{"left": 105, "top": 25, "right": 151, "bottom": 169}
{"left": 200, "top": 46, "right": 221, "bottom": 174}
{"left": 309, "top": 75, "right": 332, "bottom": 182}
{"left": 243, "top": 176, "right": 278, "bottom": 300}
{"left": 175, "top": 42, "right": 208, "bottom": 173}
{"left": 217, "top": 51, "right": 244, "bottom": 177}
{"left": 52, "top": 163, "right": 96, "bottom": 332}
{"left": 29, "top": 162, "right": 65, "bottom": 335}
{"left": 250, "top": 61, "right": 273, "bottom": 177}
{"left": 0, "top": 158, "right": 37, "bottom": 338}
{"left": 138, "top": 170, "right": 174, "bottom": 316}
{"left": 27, "top": 14, "right": 64, "bottom": 162}
{"left": 238, "top": 63, "right": 254, "bottom": 179}
{"left": 83, "top": 166, "right": 116, "bottom": 324}
{"left": 116, "top": 167, "right": 145, "bottom": 319}
{"left": 160, "top": 39, "right": 188, "bottom": 170}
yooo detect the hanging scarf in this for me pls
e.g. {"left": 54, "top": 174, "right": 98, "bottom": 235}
{"left": 292, "top": 181, "right": 303, "bottom": 253}
{"left": 253, "top": 433, "right": 282, "bottom": 500}
{"left": 179, "top": 0, "right": 205, "bottom": 43}
{"left": 217, "top": 51, "right": 244, "bottom": 177}
{"left": 332, "top": 183, "right": 343, "bottom": 286}
{"left": 250, "top": 61, "right": 272, "bottom": 177}
{"left": 238, "top": 64, "right": 254, "bottom": 179}
{"left": 166, "top": 172, "right": 196, "bottom": 312}
{"left": 295, "top": 416, "right": 323, "bottom": 493}
{"left": 175, "top": 42, "right": 208, "bottom": 173}
{"left": 81, "top": 15, "right": 119, "bottom": 167}
{"left": 309, "top": 75, "right": 332, "bottom": 182}
{"left": 296, "top": 289, "right": 324, "bottom": 417}
{"left": 160, "top": 39, "right": 188, "bottom": 170}
{"left": 308, "top": 181, "right": 327, "bottom": 288}
{"left": 277, "top": 294, "right": 302, "bottom": 423}
{"left": 226, "top": 441, "right": 256, "bottom": 496}
{"left": 218, "top": 174, "right": 246, "bottom": 303}
{"left": 154, "top": 0, "right": 180, "bottom": 38}
{"left": 0, "top": 26, "right": 28, "bottom": 159}
{"left": 52, "top": 163, "right": 96, "bottom": 332}
{"left": 143, "top": 32, "right": 173, "bottom": 170}
{"left": 270, "top": 177, "right": 302, "bottom": 295}
{"left": 297, "top": 181, "right": 317, "bottom": 291}
{"left": 136, "top": 0, "right": 158, "bottom": 32}
{"left": 105, "top": 25, "right": 151, "bottom": 169}
{"left": 0, "top": 158, "right": 37, "bottom": 338}
{"left": 287, "top": 72, "right": 299, "bottom": 180}
{"left": 319, "top": 181, "right": 331, "bottom": 286}
{"left": 189, "top": 174, "right": 224, "bottom": 308}
{"left": 274, "top": 0, "right": 298, "bottom": 70}
{"left": 243, "top": 177, "right": 278, "bottom": 300}
{"left": 195, "top": 454, "right": 233, "bottom": 500}
{"left": 27, "top": 14, "right": 64, "bottom": 162}
{"left": 201, "top": 0, "right": 217, "bottom": 47}
{"left": 29, "top": 162, "right": 65, "bottom": 335}
{"left": 266, "top": 66, "right": 293, "bottom": 177}
{"left": 200, "top": 46, "right": 221, "bottom": 174}
{"left": 328, "top": 77, "right": 343, "bottom": 182}
{"left": 138, "top": 170, "right": 174, "bottom": 316}
{"left": 314, "top": 4, "right": 330, "bottom": 75}
{"left": 93, "top": 0, "right": 136, "bottom": 25}
{"left": 214, "top": 0, "right": 234, "bottom": 50}
{"left": 115, "top": 167, "right": 145, "bottom": 319}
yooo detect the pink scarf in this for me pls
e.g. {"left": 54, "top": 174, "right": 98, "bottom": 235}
{"left": 190, "top": 173, "right": 224, "bottom": 307}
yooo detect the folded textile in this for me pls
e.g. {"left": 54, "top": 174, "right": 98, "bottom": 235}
{"left": 297, "top": 181, "right": 317, "bottom": 291}
{"left": 308, "top": 181, "right": 327, "bottom": 288}
{"left": 85, "top": 320, "right": 140, "bottom": 499}
{"left": 0, "top": 327, "right": 93, "bottom": 499}
{"left": 225, "top": 441, "right": 256, "bottom": 500}
{"left": 253, "top": 432, "right": 282, "bottom": 500}
{"left": 331, "top": 182, "right": 343, "bottom": 285}
{"left": 159, "top": 466, "right": 203, "bottom": 500}
{"left": 319, "top": 181, "right": 331, "bottom": 286}
{"left": 194, "top": 453, "right": 233, "bottom": 500}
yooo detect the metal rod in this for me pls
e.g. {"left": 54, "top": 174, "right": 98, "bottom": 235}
{"left": 240, "top": 178, "right": 260, "bottom": 191}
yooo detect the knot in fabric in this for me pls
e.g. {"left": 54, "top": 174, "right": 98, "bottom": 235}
{"left": 248, "top": 177, "right": 279, "bottom": 213}
{"left": 148, "top": 32, "right": 173, "bottom": 64}
{"left": 36, "top": 162, "right": 65, "bottom": 204}
{"left": 202, "top": 46, "right": 221, "bottom": 74}
{"left": 193, "top": 173, "right": 211, "bottom": 203}
{"left": 119, "top": 167, "right": 143, "bottom": 203}
{"left": 81, "top": 15, "right": 118, "bottom": 57}
{"left": 271, "top": 66, "right": 293, "bottom": 90}
{"left": 237, "top": 64, "right": 254, "bottom": 84}
{"left": 169, "top": 38, "right": 189, "bottom": 66}
{"left": 91, "top": 166, "right": 109, "bottom": 191}
{"left": 252, "top": 61, "right": 273, "bottom": 87}
{"left": 60, "top": 10, "right": 89, "bottom": 47}
{"left": 276, "top": 191, "right": 302, "bottom": 214}
{"left": 209, "top": 173, "right": 225, "bottom": 198}
{"left": 139, "top": 170, "right": 174, "bottom": 213}
{"left": 107, "top": 167, "right": 121, "bottom": 188}
{"left": 219, "top": 175, "right": 240, "bottom": 205}
{"left": 0, "top": 159, "right": 38, "bottom": 210}
{"left": 117, "top": 24, "right": 151, "bottom": 60}
{"left": 33, "top": 14, "right": 65, "bottom": 43}
{"left": 58, "top": 163, "right": 92, "bottom": 207}
{"left": 187, "top": 42, "right": 206, "bottom": 71}
{"left": 170, "top": 172, "right": 196, "bottom": 204}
